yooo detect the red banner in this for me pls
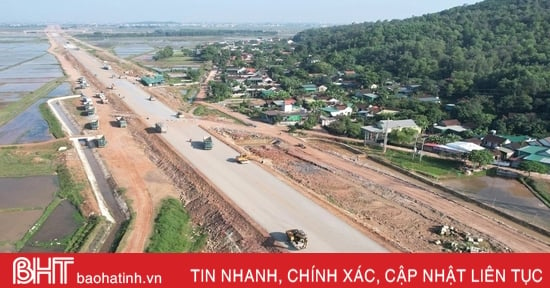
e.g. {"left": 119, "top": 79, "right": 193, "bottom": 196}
{"left": 0, "top": 253, "right": 548, "bottom": 287}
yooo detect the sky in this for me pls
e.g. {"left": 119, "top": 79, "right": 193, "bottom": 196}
{"left": 2, "top": 0, "right": 482, "bottom": 25}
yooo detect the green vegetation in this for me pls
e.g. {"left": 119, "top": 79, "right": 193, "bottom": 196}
{"left": 110, "top": 218, "right": 131, "bottom": 252}
{"left": 39, "top": 102, "right": 65, "bottom": 138}
{"left": 293, "top": 0, "right": 550, "bottom": 137}
{"left": 0, "top": 141, "right": 69, "bottom": 177}
{"left": 467, "top": 149, "right": 495, "bottom": 169}
{"left": 0, "top": 77, "right": 65, "bottom": 127}
{"left": 518, "top": 161, "right": 550, "bottom": 176}
{"left": 146, "top": 198, "right": 206, "bottom": 252}
{"left": 374, "top": 149, "right": 463, "bottom": 179}
{"left": 66, "top": 212, "right": 94, "bottom": 251}
{"left": 56, "top": 165, "right": 84, "bottom": 206}
{"left": 153, "top": 46, "right": 173, "bottom": 61}
{"left": 522, "top": 177, "right": 550, "bottom": 207}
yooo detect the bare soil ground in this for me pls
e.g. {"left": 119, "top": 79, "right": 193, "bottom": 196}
{"left": 48, "top": 29, "right": 550, "bottom": 252}
{"left": 48, "top": 31, "right": 273, "bottom": 252}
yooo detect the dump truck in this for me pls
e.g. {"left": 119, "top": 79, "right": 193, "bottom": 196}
{"left": 116, "top": 116, "right": 127, "bottom": 128}
{"left": 286, "top": 229, "right": 308, "bottom": 250}
{"left": 85, "top": 107, "right": 95, "bottom": 116}
{"left": 203, "top": 136, "right": 213, "bottom": 150}
{"left": 176, "top": 111, "right": 184, "bottom": 118}
{"left": 96, "top": 135, "right": 107, "bottom": 148}
{"left": 235, "top": 154, "right": 250, "bottom": 164}
{"left": 89, "top": 119, "right": 99, "bottom": 130}
{"left": 155, "top": 122, "right": 167, "bottom": 133}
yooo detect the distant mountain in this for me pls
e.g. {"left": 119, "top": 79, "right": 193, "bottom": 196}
{"left": 292, "top": 0, "right": 550, "bottom": 137}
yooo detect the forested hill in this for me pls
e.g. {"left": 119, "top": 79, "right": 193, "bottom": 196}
{"left": 292, "top": 0, "right": 550, "bottom": 137}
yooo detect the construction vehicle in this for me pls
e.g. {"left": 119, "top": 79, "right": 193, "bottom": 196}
{"left": 286, "top": 229, "right": 308, "bottom": 250}
{"left": 149, "top": 95, "right": 155, "bottom": 101}
{"left": 85, "top": 106, "right": 95, "bottom": 116}
{"left": 108, "top": 83, "right": 115, "bottom": 90}
{"left": 235, "top": 154, "right": 250, "bottom": 164}
{"left": 116, "top": 116, "right": 127, "bottom": 128}
{"left": 89, "top": 119, "right": 99, "bottom": 130}
{"left": 176, "top": 111, "right": 184, "bottom": 118}
{"left": 155, "top": 122, "right": 167, "bottom": 133}
{"left": 96, "top": 135, "right": 107, "bottom": 148}
{"left": 203, "top": 136, "right": 213, "bottom": 150}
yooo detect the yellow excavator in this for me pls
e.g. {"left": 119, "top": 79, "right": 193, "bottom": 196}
{"left": 235, "top": 154, "right": 250, "bottom": 164}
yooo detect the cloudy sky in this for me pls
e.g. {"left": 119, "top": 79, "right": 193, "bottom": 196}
{"left": 2, "top": 0, "right": 482, "bottom": 24}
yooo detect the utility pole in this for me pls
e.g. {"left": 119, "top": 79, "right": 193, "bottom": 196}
{"left": 383, "top": 119, "right": 390, "bottom": 154}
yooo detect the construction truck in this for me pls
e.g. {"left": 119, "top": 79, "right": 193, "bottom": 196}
{"left": 89, "top": 119, "right": 99, "bottom": 130}
{"left": 116, "top": 116, "right": 127, "bottom": 128}
{"left": 235, "top": 154, "right": 250, "bottom": 164}
{"left": 286, "top": 229, "right": 308, "bottom": 250}
{"left": 176, "top": 111, "right": 184, "bottom": 118}
{"left": 96, "top": 135, "right": 107, "bottom": 148}
{"left": 203, "top": 136, "right": 213, "bottom": 150}
{"left": 85, "top": 106, "right": 95, "bottom": 116}
{"left": 155, "top": 122, "right": 167, "bottom": 133}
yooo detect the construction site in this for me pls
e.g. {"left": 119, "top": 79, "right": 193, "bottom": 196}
{"left": 47, "top": 28, "right": 550, "bottom": 253}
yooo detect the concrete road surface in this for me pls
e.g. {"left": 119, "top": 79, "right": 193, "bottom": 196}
{"left": 60, "top": 35, "right": 388, "bottom": 252}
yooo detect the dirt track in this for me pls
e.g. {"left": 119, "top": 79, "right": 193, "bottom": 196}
{"left": 47, "top": 26, "right": 550, "bottom": 252}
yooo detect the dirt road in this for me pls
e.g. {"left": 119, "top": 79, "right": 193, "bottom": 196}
{"left": 195, "top": 103, "right": 550, "bottom": 252}
{"left": 46, "top": 27, "right": 179, "bottom": 252}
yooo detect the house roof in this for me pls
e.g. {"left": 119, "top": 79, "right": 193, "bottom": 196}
{"left": 518, "top": 146, "right": 548, "bottom": 155}
{"left": 524, "top": 154, "right": 550, "bottom": 164}
{"left": 433, "top": 125, "right": 468, "bottom": 133}
{"left": 444, "top": 141, "right": 485, "bottom": 153}
{"left": 378, "top": 119, "right": 418, "bottom": 130}
{"left": 538, "top": 137, "right": 550, "bottom": 147}
{"left": 482, "top": 134, "right": 507, "bottom": 144}
{"left": 440, "top": 119, "right": 461, "bottom": 126}
{"left": 499, "top": 135, "right": 531, "bottom": 143}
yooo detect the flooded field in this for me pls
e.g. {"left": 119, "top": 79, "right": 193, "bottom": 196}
{"left": 0, "top": 175, "right": 58, "bottom": 252}
{"left": 0, "top": 35, "right": 63, "bottom": 106}
{"left": 442, "top": 176, "right": 550, "bottom": 230}
{"left": 0, "top": 32, "right": 68, "bottom": 144}
{"left": 21, "top": 200, "right": 83, "bottom": 252}
{"left": 0, "top": 82, "right": 72, "bottom": 144}
{"left": 113, "top": 43, "right": 154, "bottom": 58}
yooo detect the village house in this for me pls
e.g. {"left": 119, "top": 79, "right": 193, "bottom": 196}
{"left": 361, "top": 119, "right": 420, "bottom": 143}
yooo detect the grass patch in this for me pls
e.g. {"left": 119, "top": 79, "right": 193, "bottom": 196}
{"left": 65, "top": 215, "right": 100, "bottom": 252}
{"left": 181, "top": 86, "right": 199, "bottom": 103}
{"left": 0, "top": 140, "right": 69, "bottom": 177}
{"left": 110, "top": 218, "right": 131, "bottom": 252}
{"left": 0, "top": 77, "right": 65, "bottom": 127}
{"left": 523, "top": 177, "right": 550, "bottom": 206}
{"left": 146, "top": 198, "right": 206, "bottom": 252}
{"left": 56, "top": 164, "right": 84, "bottom": 207}
{"left": 39, "top": 102, "right": 65, "bottom": 138}
{"left": 151, "top": 53, "right": 202, "bottom": 68}
{"left": 377, "top": 149, "right": 463, "bottom": 178}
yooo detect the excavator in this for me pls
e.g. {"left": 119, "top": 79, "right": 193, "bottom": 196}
{"left": 286, "top": 229, "right": 308, "bottom": 250}
{"left": 235, "top": 154, "right": 250, "bottom": 164}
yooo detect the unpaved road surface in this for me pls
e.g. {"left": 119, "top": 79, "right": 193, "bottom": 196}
{"left": 47, "top": 26, "right": 550, "bottom": 252}
{"left": 54, "top": 34, "right": 388, "bottom": 252}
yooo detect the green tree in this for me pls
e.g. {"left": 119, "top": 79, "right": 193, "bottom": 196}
{"left": 468, "top": 149, "right": 494, "bottom": 169}
{"left": 518, "top": 161, "right": 549, "bottom": 177}
{"left": 153, "top": 46, "right": 174, "bottom": 61}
